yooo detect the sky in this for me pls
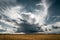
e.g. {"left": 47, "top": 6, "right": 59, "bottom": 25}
{"left": 0, "top": 0, "right": 60, "bottom": 34}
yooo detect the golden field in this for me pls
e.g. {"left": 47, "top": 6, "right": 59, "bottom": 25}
{"left": 0, "top": 34, "right": 60, "bottom": 40}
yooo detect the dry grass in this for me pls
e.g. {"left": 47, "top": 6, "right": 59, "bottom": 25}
{"left": 0, "top": 34, "right": 60, "bottom": 40}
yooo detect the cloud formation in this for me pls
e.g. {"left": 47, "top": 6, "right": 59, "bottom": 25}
{"left": 0, "top": 0, "right": 60, "bottom": 34}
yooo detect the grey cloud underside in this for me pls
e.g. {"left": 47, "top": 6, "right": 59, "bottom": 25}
{"left": 0, "top": 0, "right": 60, "bottom": 34}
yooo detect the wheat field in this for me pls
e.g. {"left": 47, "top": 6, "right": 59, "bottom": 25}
{"left": 0, "top": 34, "right": 60, "bottom": 40}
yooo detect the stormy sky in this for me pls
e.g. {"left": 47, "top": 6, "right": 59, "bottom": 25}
{"left": 0, "top": 0, "right": 60, "bottom": 34}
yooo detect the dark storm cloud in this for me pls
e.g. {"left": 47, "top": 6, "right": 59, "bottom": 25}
{"left": 16, "top": 21, "right": 43, "bottom": 34}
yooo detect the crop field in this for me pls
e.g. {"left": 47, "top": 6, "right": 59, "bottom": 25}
{"left": 0, "top": 34, "right": 60, "bottom": 40}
